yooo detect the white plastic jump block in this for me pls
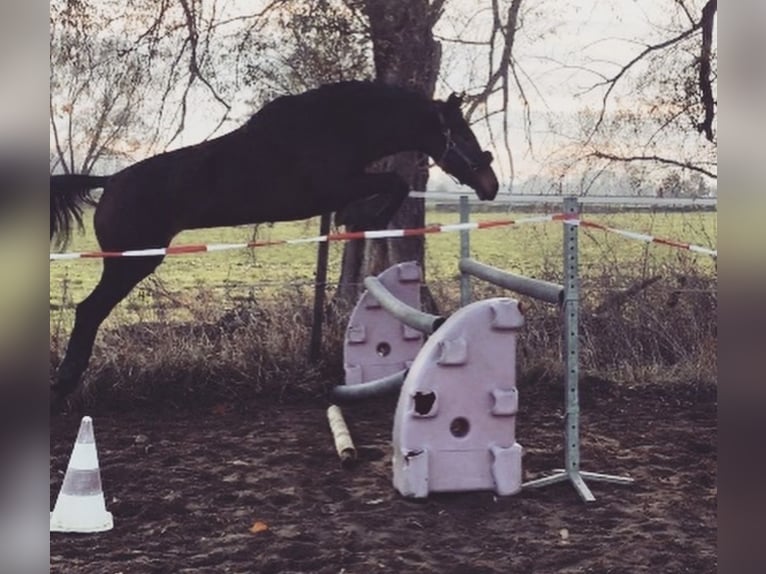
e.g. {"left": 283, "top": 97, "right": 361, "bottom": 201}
{"left": 392, "top": 298, "right": 524, "bottom": 498}
{"left": 344, "top": 261, "right": 423, "bottom": 385}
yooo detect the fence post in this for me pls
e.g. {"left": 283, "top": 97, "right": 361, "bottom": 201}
{"left": 459, "top": 195, "right": 471, "bottom": 306}
{"left": 562, "top": 196, "right": 585, "bottom": 493}
{"left": 309, "top": 213, "right": 331, "bottom": 363}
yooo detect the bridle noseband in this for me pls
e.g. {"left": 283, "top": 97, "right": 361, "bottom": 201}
{"left": 437, "top": 129, "right": 493, "bottom": 174}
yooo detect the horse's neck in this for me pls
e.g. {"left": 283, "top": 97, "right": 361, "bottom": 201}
{"left": 356, "top": 97, "right": 434, "bottom": 162}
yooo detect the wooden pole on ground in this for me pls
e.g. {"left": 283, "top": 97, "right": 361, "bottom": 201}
{"left": 327, "top": 405, "right": 357, "bottom": 467}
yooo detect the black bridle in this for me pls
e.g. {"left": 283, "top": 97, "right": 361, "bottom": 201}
{"left": 437, "top": 129, "right": 493, "bottom": 173}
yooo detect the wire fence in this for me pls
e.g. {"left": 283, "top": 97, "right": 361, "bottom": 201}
{"left": 49, "top": 194, "right": 717, "bottom": 326}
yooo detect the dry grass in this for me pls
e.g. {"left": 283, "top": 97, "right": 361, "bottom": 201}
{"left": 50, "top": 263, "right": 716, "bottom": 410}
{"left": 437, "top": 262, "right": 716, "bottom": 383}
{"left": 50, "top": 288, "right": 354, "bottom": 410}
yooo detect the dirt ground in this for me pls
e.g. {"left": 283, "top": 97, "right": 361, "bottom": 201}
{"left": 50, "top": 375, "right": 717, "bottom": 574}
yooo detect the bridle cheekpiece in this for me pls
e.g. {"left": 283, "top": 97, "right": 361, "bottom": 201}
{"left": 437, "top": 128, "right": 493, "bottom": 174}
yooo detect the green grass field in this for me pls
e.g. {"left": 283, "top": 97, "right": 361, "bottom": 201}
{"left": 50, "top": 206, "right": 717, "bottom": 327}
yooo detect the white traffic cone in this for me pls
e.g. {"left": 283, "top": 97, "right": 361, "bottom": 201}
{"left": 50, "top": 416, "right": 113, "bottom": 533}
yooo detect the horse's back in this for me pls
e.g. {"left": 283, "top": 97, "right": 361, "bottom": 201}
{"left": 93, "top": 81, "right": 408, "bottom": 239}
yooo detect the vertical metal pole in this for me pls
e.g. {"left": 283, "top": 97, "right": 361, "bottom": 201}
{"left": 524, "top": 196, "right": 632, "bottom": 501}
{"left": 310, "top": 213, "right": 331, "bottom": 363}
{"left": 459, "top": 195, "right": 471, "bottom": 307}
{"left": 562, "top": 196, "right": 583, "bottom": 483}
{"left": 563, "top": 196, "right": 633, "bottom": 500}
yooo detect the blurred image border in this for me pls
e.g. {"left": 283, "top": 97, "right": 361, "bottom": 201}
{"left": 718, "top": 0, "right": 766, "bottom": 572}
{"left": 0, "top": 1, "right": 50, "bottom": 573}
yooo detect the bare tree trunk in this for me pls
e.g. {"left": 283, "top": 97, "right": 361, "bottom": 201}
{"left": 337, "top": 0, "right": 442, "bottom": 303}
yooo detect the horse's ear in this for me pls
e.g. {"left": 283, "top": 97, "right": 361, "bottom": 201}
{"left": 447, "top": 92, "right": 464, "bottom": 109}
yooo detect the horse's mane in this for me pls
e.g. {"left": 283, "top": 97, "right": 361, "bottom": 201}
{"left": 248, "top": 81, "right": 430, "bottom": 126}
{"left": 303, "top": 80, "right": 428, "bottom": 103}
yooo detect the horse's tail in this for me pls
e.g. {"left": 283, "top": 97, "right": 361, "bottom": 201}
{"left": 50, "top": 174, "right": 110, "bottom": 247}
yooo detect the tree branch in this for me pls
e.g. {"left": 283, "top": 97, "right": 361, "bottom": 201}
{"left": 588, "top": 25, "right": 700, "bottom": 141}
{"left": 697, "top": 0, "right": 716, "bottom": 142}
{"left": 49, "top": 95, "right": 69, "bottom": 174}
{"left": 590, "top": 151, "right": 717, "bottom": 179}
{"left": 674, "top": 0, "right": 695, "bottom": 26}
{"left": 462, "top": 0, "right": 522, "bottom": 184}
{"left": 153, "top": 36, "right": 190, "bottom": 148}
{"left": 209, "top": 0, "right": 292, "bottom": 30}
{"left": 465, "top": 0, "right": 521, "bottom": 118}
{"left": 428, "top": 0, "right": 448, "bottom": 27}
{"left": 433, "top": 34, "right": 489, "bottom": 46}
{"left": 80, "top": 89, "right": 117, "bottom": 173}
{"left": 178, "top": 0, "right": 231, "bottom": 112}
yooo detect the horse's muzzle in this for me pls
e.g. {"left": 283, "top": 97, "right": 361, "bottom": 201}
{"left": 473, "top": 166, "right": 499, "bottom": 200}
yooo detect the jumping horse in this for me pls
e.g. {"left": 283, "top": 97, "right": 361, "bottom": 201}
{"left": 50, "top": 80, "right": 499, "bottom": 410}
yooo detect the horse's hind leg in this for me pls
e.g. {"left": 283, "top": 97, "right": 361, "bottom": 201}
{"left": 52, "top": 255, "right": 164, "bottom": 411}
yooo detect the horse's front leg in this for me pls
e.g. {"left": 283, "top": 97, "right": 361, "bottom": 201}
{"left": 332, "top": 172, "right": 410, "bottom": 231}
{"left": 52, "top": 256, "right": 163, "bottom": 413}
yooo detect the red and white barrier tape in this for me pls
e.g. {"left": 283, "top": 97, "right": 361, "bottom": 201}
{"left": 572, "top": 219, "right": 717, "bottom": 258}
{"left": 49, "top": 214, "right": 566, "bottom": 261}
{"left": 49, "top": 214, "right": 717, "bottom": 261}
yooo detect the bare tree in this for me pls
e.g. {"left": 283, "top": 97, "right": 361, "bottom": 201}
{"left": 589, "top": 0, "right": 716, "bottom": 145}
{"left": 50, "top": 2, "right": 149, "bottom": 174}
{"left": 237, "top": 0, "right": 372, "bottom": 100}
{"left": 331, "top": 0, "right": 529, "bottom": 301}
{"left": 565, "top": 0, "right": 717, "bottom": 185}
{"left": 334, "top": 0, "right": 445, "bottom": 300}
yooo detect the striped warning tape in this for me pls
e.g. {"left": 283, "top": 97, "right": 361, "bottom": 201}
{"left": 49, "top": 214, "right": 717, "bottom": 261}
{"left": 49, "top": 214, "right": 567, "bottom": 261}
{"left": 573, "top": 219, "right": 717, "bottom": 258}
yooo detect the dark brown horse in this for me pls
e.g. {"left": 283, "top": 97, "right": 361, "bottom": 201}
{"left": 50, "top": 80, "right": 498, "bottom": 410}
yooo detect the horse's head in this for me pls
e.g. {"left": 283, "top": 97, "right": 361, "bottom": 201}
{"left": 431, "top": 93, "right": 499, "bottom": 200}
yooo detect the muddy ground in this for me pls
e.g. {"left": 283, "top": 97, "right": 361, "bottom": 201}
{"left": 50, "top": 376, "right": 717, "bottom": 574}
